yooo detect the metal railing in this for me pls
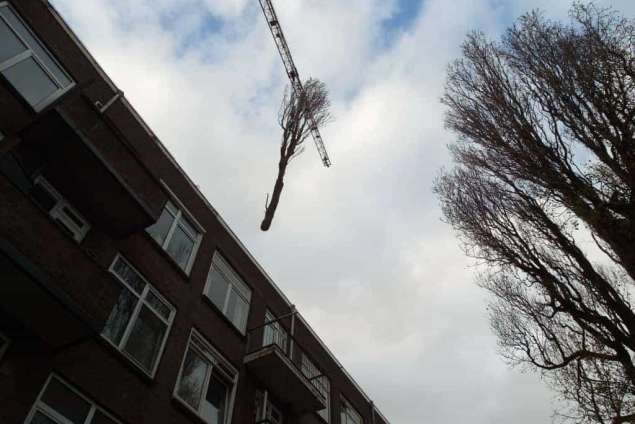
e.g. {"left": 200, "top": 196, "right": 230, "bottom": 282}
{"left": 246, "top": 320, "right": 328, "bottom": 404}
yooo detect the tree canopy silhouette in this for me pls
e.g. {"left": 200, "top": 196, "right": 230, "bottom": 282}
{"left": 435, "top": 4, "right": 635, "bottom": 423}
{"left": 261, "top": 79, "right": 332, "bottom": 231}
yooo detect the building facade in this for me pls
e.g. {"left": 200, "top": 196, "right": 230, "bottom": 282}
{"left": 0, "top": 1, "right": 390, "bottom": 424}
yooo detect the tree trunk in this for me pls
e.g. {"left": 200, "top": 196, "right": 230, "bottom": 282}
{"left": 260, "top": 162, "right": 287, "bottom": 231}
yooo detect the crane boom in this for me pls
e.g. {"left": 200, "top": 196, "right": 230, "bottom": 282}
{"left": 258, "top": 0, "right": 331, "bottom": 167}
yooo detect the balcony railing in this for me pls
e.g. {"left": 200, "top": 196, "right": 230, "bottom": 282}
{"left": 245, "top": 320, "right": 327, "bottom": 413}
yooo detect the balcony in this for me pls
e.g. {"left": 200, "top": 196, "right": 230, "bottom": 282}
{"left": 0, "top": 239, "right": 98, "bottom": 350}
{"left": 12, "top": 105, "right": 166, "bottom": 238}
{"left": 245, "top": 321, "right": 327, "bottom": 414}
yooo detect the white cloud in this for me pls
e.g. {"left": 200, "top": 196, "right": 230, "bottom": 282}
{"left": 50, "top": 0, "right": 635, "bottom": 423}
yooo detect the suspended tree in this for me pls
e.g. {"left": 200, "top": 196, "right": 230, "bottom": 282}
{"left": 261, "top": 78, "right": 332, "bottom": 231}
{"left": 435, "top": 4, "right": 635, "bottom": 423}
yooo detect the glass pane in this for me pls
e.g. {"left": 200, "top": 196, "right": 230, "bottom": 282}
{"left": 214, "top": 254, "right": 251, "bottom": 301}
{"left": 2, "top": 57, "right": 57, "bottom": 107}
{"left": 146, "top": 207, "right": 174, "bottom": 246}
{"left": 54, "top": 216, "right": 78, "bottom": 240}
{"left": 200, "top": 374, "right": 227, "bottom": 424}
{"left": 166, "top": 225, "right": 195, "bottom": 270}
{"left": 145, "top": 290, "right": 171, "bottom": 320}
{"left": 0, "top": 16, "right": 26, "bottom": 63}
{"left": 341, "top": 402, "right": 362, "bottom": 424}
{"left": 165, "top": 200, "right": 178, "bottom": 214}
{"left": 41, "top": 378, "right": 91, "bottom": 424}
{"left": 111, "top": 258, "right": 144, "bottom": 293}
{"left": 90, "top": 410, "right": 118, "bottom": 424}
{"left": 0, "top": 7, "right": 71, "bottom": 87}
{"left": 102, "top": 285, "right": 137, "bottom": 345}
{"left": 31, "top": 182, "right": 57, "bottom": 212}
{"left": 318, "top": 406, "right": 329, "bottom": 422}
{"left": 226, "top": 290, "right": 249, "bottom": 332}
{"left": 30, "top": 411, "right": 57, "bottom": 424}
{"left": 178, "top": 216, "right": 198, "bottom": 239}
{"left": 206, "top": 269, "right": 229, "bottom": 311}
{"left": 123, "top": 306, "right": 167, "bottom": 372}
{"left": 60, "top": 205, "right": 85, "bottom": 229}
{"left": 269, "top": 403, "right": 283, "bottom": 424}
{"left": 176, "top": 347, "right": 209, "bottom": 411}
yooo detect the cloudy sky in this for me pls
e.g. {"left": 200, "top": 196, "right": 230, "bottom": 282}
{"left": 50, "top": 0, "right": 635, "bottom": 422}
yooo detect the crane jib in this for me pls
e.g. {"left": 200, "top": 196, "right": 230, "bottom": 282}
{"left": 258, "top": 0, "right": 332, "bottom": 168}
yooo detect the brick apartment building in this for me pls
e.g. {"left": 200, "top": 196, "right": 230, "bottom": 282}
{"left": 0, "top": 1, "right": 390, "bottom": 424}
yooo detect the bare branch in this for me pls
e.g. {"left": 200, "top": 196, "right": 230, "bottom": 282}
{"left": 435, "top": 3, "right": 635, "bottom": 422}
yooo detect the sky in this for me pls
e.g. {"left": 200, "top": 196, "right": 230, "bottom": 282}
{"left": 50, "top": 0, "right": 635, "bottom": 423}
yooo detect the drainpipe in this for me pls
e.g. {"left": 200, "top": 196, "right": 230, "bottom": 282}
{"left": 261, "top": 389, "right": 269, "bottom": 422}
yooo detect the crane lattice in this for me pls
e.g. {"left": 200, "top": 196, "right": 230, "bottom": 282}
{"left": 258, "top": 0, "right": 331, "bottom": 167}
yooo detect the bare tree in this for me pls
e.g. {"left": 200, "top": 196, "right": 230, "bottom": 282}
{"left": 434, "top": 4, "right": 635, "bottom": 423}
{"left": 261, "top": 78, "right": 332, "bottom": 231}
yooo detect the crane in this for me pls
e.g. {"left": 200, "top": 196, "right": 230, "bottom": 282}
{"left": 258, "top": 0, "right": 332, "bottom": 167}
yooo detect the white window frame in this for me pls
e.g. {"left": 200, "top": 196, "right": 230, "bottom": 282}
{"left": 102, "top": 254, "right": 176, "bottom": 378}
{"left": 0, "top": 331, "right": 9, "bottom": 362}
{"left": 24, "top": 374, "right": 123, "bottom": 424}
{"left": 318, "top": 377, "right": 331, "bottom": 422}
{"left": 32, "top": 176, "right": 90, "bottom": 242}
{"left": 203, "top": 251, "right": 252, "bottom": 334}
{"left": 256, "top": 390, "right": 284, "bottom": 424}
{"left": 147, "top": 199, "right": 202, "bottom": 274}
{"left": 340, "top": 397, "right": 363, "bottom": 424}
{"left": 0, "top": 2, "right": 74, "bottom": 111}
{"left": 173, "top": 329, "right": 238, "bottom": 424}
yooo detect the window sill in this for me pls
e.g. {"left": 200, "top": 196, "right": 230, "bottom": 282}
{"left": 201, "top": 294, "right": 247, "bottom": 341}
{"left": 171, "top": 395, "right": 213, "bottom": 424}
{"left": 142, "top": 231, "right": 192, "bottom": 282}
{"left": 98, "top": 335, "right": 157, "bottom": 385}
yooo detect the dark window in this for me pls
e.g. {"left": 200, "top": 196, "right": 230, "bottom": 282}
{"left": 174, "top": 332, "right": 236, "bottom": 424}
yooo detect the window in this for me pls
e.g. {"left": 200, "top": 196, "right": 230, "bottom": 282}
{"left": 301, "top": 354, "right": 330, "bottom": 422}
{"left": 255, "top": 391, "right": 284, "bottom": 424}
{"left": 317, "top": 377, "right": 331, "bottom": 422}
{"left": 0, "top": 3, "right": 73, "bottom": 111}
{"left": 147, "top": 200, "right": 201, "bottom": 273}
{"left": 102, "top": 255, "right": 175, "bottom": 377}
{"left": 340, "top": 398, "right": 363, "bottom": 424}
{"left": 26, "top": 375, "right": 122, "bottom": 424}
{"left": 0, "top": 331, "right": 9, "bottom": 362}
{"left": 263, "top": 310, "right": 288, "bottom": 352}
{"left": 203, "top": 252, "right": 252, "bottom": 333}
{"left": 174, "top": 330, "right": 238, "bottom": 424}
{"left": 31, "top": 176, "right": 90, "bottom": 242}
